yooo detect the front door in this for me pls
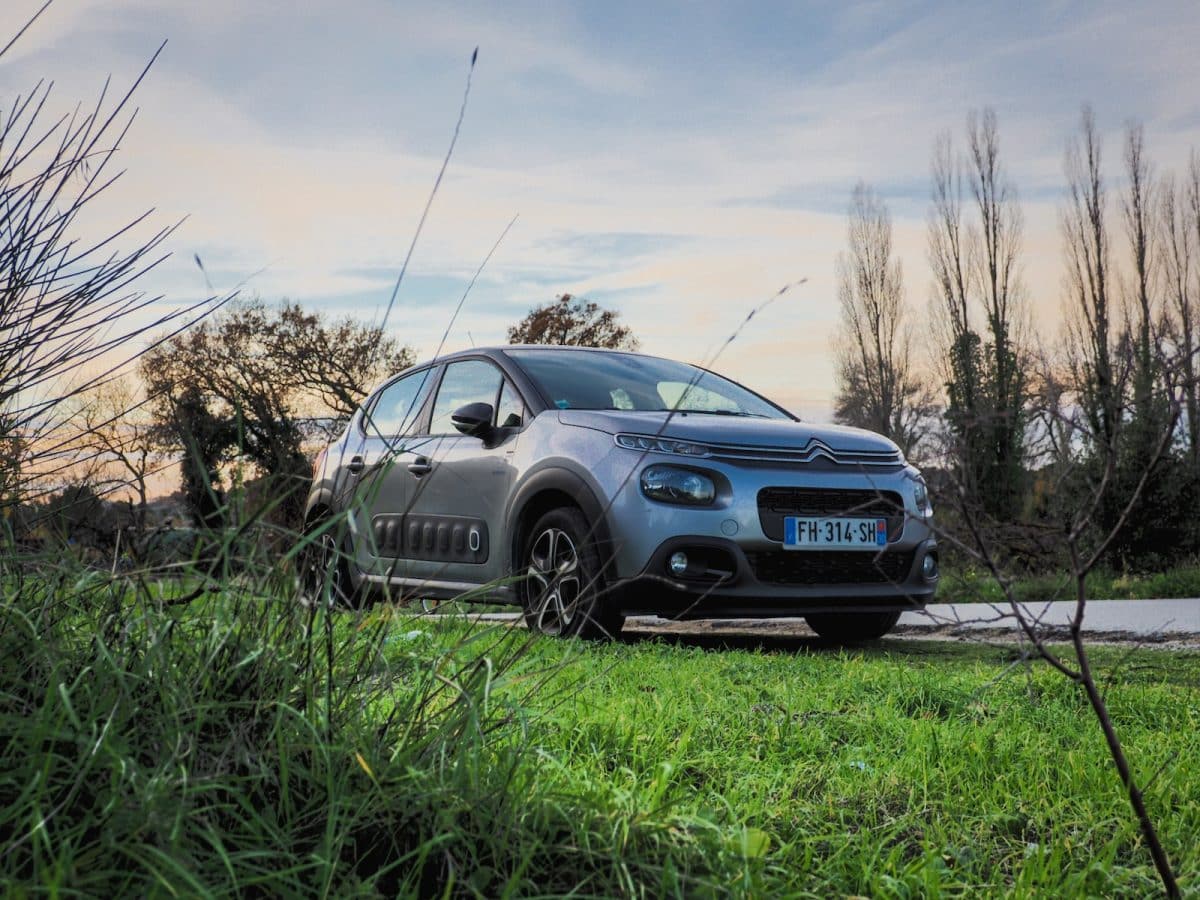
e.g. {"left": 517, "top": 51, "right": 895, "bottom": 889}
{"left": 399, "top": 359, "right": 526, "bottom": 592}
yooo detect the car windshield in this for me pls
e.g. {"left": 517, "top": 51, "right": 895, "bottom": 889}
{"left": 505, "top": 349, "right": 791, "bottom": 419}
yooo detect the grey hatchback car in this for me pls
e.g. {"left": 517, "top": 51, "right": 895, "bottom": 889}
{"left": 301, "top": 346, "right": 938, "bottom": 640}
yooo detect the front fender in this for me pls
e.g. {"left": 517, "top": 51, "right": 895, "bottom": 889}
{"left": 505, "top": 464, "right": 616, "bottom": 563}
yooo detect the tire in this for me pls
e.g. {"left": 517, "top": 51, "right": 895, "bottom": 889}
{"left": 804, "top": 610, "right": 901, "bottom": 642}
{"left": 519, "top": 506, "right": 624, "bottom": 639}
{"left": 297, "top": 517, "right": 367, "bottom": 609}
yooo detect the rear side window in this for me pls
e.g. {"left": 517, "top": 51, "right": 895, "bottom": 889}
{"left": 429, "top": 360, "right": 503, "bottom": 434}
{"left": 364, "top": 368, "right": 436, "bottom": 438}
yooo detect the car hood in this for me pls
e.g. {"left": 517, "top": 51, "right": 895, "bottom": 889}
{"left": 557, "top": 409, "right": 902, "bottom": 456}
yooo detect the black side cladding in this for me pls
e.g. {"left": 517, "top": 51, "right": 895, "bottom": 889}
{"left": 370, "top": 514, "right": 489, "bottom": 564}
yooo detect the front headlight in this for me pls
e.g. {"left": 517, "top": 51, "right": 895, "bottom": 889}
{"left": 640, "top": 464, "right": 716, "bottom": 506}
{"left": 913, "top": 479, "right": 931, "bottom": 515}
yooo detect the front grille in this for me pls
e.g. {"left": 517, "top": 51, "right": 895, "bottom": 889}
{"left": 757, "top": 487, "right": 904, "bottom": 542}
{"left": 705, "top": 440, "right": 904, "bottom": 468}
{"left": 746, "top": 550, "right": 916, "bottom": 585}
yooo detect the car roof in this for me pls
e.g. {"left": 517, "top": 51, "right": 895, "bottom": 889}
{"left": 408, "top": 344, "right": 645, "bottom": 369}
{"left": 360, "top": 345, "right": 645, "bottom": 420}
{"left": 362, "top": 344, "right": 795, "bottom": 422}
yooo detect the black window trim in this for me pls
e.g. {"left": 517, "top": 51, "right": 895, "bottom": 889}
{"left": 493, "top": 377, "right": 529, "bottom": 433}
{"left": 359, "top": 364, "right": 440, "bottom": 440}
{"left": 426, "top": 355, "right": 533, "bottom": 437}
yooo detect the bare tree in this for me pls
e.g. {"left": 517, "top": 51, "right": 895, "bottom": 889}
{"left": 1162, "top": 153, "right": 1200, "bottom": 463}
{"left": 76, "top": 381, "right": 158, "bottom": 530}
{"left": 929, "top": 133, "right": 975, "bottom": 344}
{"left": 262, "top": 301, "right": 414, "bottom": 423}
{"left": 967, "top": 109, "right": 1027, "bottom": 518}
{"left": 928, "top": 130, "right": 986, "bottom": 480}
{"left": 507, "top": 294, "right": 639, "bottom": 350}
{"left": 832, "top": 182, "right": 931, "bottom": 457}
{"left": 1060, "top": 112, "right": 1191, "bottom": 565}
{"left": 0, "top": 9, "right": 215, "bottom": 517}
{"left": 927, "top": 109, "right": 1028, "bottom": 518}
{"left": 1121, "top": 123, "right": 1162, "bottom": 429}
{"left": 1062, "top": 106, "right": 1122, "bottom": 455}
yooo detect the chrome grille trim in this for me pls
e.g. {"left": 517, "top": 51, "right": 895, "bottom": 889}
{"left": 705, "top": 438, "right": 902, "bottom": 467}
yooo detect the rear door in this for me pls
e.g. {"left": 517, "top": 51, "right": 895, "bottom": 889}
{"left": 400, "top": 359, "right": 528, "bottom": 590}
{"left": 344, "top": 366, "right": 438, "bottom": 580}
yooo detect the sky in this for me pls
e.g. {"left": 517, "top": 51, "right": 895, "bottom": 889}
{"left": 4, "top": 0, "right": 1200, "bottom": 420}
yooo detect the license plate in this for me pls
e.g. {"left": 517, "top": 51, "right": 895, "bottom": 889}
{"left": 783, "top": 516, "right": 887, "bottom": 550}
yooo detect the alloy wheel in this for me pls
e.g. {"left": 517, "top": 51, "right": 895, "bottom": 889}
{"left": 300, "top": 529, "right": 344, "bottom": 608}
{"left": 526, "top": 526, "right": 582, "bottom": 635}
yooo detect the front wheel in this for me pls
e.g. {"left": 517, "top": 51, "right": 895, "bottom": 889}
{"left": 519, "top": 507, "right": 623, "bottom": 639}
{"left": 804, "top": 610, "right": 901, "bottom": 642}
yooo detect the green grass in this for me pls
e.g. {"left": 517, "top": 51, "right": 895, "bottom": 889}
{"left": 402, "top": 616, "right": 1200, "bottom": 897}
{"left": 3, "top": 555, "right": 1199, "bottom": 896}
{"left": 940, "top": 562, "right": 1200, "bottom": 604}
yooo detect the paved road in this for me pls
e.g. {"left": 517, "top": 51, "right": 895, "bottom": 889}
{"left": 617, "top": 598, "right": 1200, "bottom": 647}
{"left": 481, "top": 598, "right": 1200, "bottom": 644}
{"left": 900, "top": 598, "right": 1200, "bottom": 637}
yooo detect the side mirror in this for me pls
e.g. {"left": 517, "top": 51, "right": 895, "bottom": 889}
{"left": 451, "top": 402, "right": 494, "bottom": 437}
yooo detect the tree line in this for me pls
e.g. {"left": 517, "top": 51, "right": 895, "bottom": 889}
{"left": 5, "top": 291, "right": 635, "bottom": 547}
{"left": 833, "top": 105, "right": 1200, "bottom": 570}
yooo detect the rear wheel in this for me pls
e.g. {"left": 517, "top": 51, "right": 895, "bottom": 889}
{"left": 804, "top": 610, "right": 900, "bottom": 642}
{"left": 519, "top": 507, "right": 623, "bottom": 639}
{"left": 297, "top": 517, "right": 366, "bottom": 609}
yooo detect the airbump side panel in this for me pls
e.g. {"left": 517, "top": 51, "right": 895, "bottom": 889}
{"left": 370, "top": 514, "right": 488, "bottom": 564}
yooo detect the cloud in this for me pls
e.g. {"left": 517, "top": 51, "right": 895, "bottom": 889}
{"left": 4, "top": 0, "right": 1199, "bottom": 427}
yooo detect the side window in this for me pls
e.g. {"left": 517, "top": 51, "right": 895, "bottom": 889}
{"left": 363, "top": 368, "right": 436, "bottom": 438}
{"left": 429, "top": 360, "right": 503, "bottom": 435}
{"left": 496, "top": 380, "right": 526, "bottom": 429}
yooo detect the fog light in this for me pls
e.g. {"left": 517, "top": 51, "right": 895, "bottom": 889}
{"left": 668, "top": 551, "right": 689, "bottom": 577}
{"left": 921, "top": 553, "right": 939, "bottom": 580}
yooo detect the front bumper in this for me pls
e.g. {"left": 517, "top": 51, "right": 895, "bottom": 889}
{"left": 596, "top": 450, "right": 938, "bottom": 616}
{"left": 614, "top": 534, "right": 937, "bottom": 617}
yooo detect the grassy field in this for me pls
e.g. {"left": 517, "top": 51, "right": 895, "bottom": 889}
{"left": 415, "top": 617, "right": 1200, "bottom": 896}
{"left": 2, "top": 567, "right": 1198, "bottom": 896}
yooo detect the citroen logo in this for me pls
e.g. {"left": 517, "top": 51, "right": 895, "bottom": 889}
{"left": 802, "top": 439, "right": 839, "bottom": 462}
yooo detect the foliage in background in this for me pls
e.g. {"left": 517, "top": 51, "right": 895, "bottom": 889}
{"left": 940, "top": 560, "right": 1200, "bottom": 605}
{"left": 507, "top": 293, "right": 640, "bottom": 350}
{"left": 140, "top": 298, "right": 413, "bottom": 527}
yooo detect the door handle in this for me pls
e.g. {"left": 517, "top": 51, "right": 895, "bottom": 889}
{"left": 346, "top": 455, "right": 364, "bottom": 475}
{"left": 407, "top": 456, "right": 433, "bottom": 476}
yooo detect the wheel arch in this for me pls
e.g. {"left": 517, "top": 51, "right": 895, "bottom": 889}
{"left": 303, "top": 489, "right": 336, "bottom": 526}
{"left": 506, "top": 467, "right": 615, "bottom": 575}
